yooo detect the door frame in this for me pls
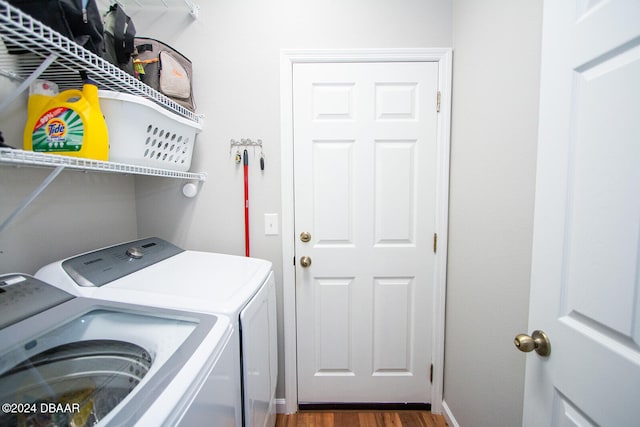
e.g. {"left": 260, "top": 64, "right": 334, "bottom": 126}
{"left": 279, "top": 48, "right": 452, "bottom": 414}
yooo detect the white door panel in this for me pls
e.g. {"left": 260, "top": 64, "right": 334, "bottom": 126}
{"left": 293, "top": 62, "right": 438, "bottom": 403}
{"left": 524, "top": 1, "right": 640, "bottom": 425}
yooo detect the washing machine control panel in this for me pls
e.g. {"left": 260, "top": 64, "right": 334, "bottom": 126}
{"left": 62, "top": 237, "right": 184, "bottom": 287}
{"left": 0, "top": 274, "right": 72, "bottom": 329}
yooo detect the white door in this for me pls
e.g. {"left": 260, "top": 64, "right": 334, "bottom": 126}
{"left": 523, "top": 1, "right": 640, "bottom": 425}
{"left": 293, "top": 62, "right": 439, "bottom": 403}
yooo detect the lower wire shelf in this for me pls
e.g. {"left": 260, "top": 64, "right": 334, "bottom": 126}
{"left": 0, "top": 148, "right": 206, "bottom": 233}
{"left": 0, "top": 148, "right": 207, "bottom": 181}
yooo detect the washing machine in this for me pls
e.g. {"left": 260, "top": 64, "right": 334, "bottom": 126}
{"left": 0, "top": 273, "right": 237, "bottom": 426}
{"left": 36, "top": 237, "right": 278, "bottom": 427}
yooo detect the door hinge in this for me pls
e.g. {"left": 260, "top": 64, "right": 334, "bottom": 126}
{"left": 293, "top": 256, "right": 296, "bottom": 266}
{"left": 436, "top": 91, "right": 441, "bottom": 113}
{"left": 430, "top": 363, "right": 434, "bottom": 383}
{"left": 433, "top": 233, "right": 437, "bottom": 253}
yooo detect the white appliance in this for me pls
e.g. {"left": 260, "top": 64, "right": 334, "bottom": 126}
{"left": 0, "top": 273, "right": 237, "bottom": 426}
{"left": 36, "top": 237, "right": 278, "bottom": 427}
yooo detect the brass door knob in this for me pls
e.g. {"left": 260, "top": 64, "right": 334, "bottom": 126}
{"left": 300, "top": 231, "right": 311, "bottom": 243}
{"left": 514, "top": 330, "right": 551, "bottom": 357}
{"left": 299, "top": 256, "right": 312, "bottom": 268}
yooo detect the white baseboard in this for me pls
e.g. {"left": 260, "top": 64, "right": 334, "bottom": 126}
{"left": 276, "top": 398, "right": 290, "bottom": 414}
{"left": 442, "top": 400, "right": 460, "bottom": 427}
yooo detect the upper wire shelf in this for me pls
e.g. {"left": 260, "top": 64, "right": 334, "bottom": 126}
{"left": 0, "top": 0, "right": 202, "bottom": 124}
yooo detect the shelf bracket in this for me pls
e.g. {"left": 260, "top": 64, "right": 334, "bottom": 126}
{"left": 184, "top": 0, "right": 200, "bottom": 18}
{"left": 0, "top": 52, "right": 58, "bottom": 114}
{"left": 0, "top": 165, "right": 65, "bottom": 234}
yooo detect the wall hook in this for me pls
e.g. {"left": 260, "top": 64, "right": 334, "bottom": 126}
{"left": 230, "top": 138, "right": 264, "bottom": 166}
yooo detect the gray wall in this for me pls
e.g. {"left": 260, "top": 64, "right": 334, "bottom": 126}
{"left": 444, "top": 1, "right": 542, "bottom": 426}
{"left": 0, "top": 167, "right": 137, "bottom": 273}
{"left": 129, "top": 0, "right": 453, "bottom": 402}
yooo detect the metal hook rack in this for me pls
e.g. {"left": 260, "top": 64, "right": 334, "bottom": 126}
{"left": 229, "top": 139, "right": 265, "bottom": 170}
{"left": 229, "top": 138, "right": 263, "bottom": 149}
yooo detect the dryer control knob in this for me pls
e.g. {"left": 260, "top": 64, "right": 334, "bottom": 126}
{"left": 126, "top": 247, "right": 144, "bottom": 259}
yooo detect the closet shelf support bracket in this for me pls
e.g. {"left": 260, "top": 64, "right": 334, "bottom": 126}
{"left": 0, "top": 52, "right": 58, "bottom": 114}
{"left": 184, "top": 0, "right": 200, "bottom": 19}
{"left": 0, "top": 165, "right": 65, "bottom": 234}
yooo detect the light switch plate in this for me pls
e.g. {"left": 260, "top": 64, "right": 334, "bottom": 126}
{"left": 264, "top": 213, "right": 279, "bottom": 235}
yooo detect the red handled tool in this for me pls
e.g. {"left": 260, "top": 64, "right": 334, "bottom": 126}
{"left": 243, "top": 149, "right": 250, "bottom": 257}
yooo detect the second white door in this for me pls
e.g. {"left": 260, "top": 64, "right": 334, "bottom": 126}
{"left": 523, "top": 1, "right": 640, "bottom": 425}
{"left": 293, "top": 61, "right": 439, "bottom": 404}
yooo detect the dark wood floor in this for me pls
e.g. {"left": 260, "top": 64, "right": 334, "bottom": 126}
{"left": 276, "top": 410, "right": 448, "bottom": 427}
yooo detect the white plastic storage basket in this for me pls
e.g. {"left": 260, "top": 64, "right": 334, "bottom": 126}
{"left": 98, "top": 90, "right": 202, "bottom": 171}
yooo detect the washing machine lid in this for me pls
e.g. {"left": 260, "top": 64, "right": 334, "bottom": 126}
{"left": 40, "top": 237, "right": 272, "bottom": 315}
{"left": 0, "top": 274, "right": 72, "bottom": 329}
{"left": 0, "top": 274, "right": 231, "bottom": 426}
{"left": 105, "top": 250, "right": 272, "bottom": 314}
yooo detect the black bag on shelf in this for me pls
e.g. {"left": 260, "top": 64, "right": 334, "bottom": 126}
{"left": 7, "top": 0, "right": 104, "bottom": 57}
{"left": 0, "top": 130, "right": 13, "bottom": 149}
{"left": 133, "top": 37, "right": 195, "bottom": 112}
{"left": 103, "top": 3, "right": 136, "bottom": 74}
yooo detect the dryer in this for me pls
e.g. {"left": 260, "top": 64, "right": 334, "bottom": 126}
{"left": 0, "top": 273, "right": 237, "bottom": 426}
{"left": 36, "top": 237, "right": 278, "bottom": 427}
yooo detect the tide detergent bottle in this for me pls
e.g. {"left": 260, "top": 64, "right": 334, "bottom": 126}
{"left": 24, "top": 80, "right": 109, "bottom": 161}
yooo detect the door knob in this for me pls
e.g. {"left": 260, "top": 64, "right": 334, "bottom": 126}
{"left": 514, "top": 330, "right": 551, "bottom": 357}
{"left": 300, "top": 231, "right": 311, "bottom": 242}
{"left": 299, "top": 256, "right": 312, "bottom": 268}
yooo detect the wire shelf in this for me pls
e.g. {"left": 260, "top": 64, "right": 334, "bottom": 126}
{"left": 0, "top": 148, "right": 207, "bottom": 181}
{"left": 0, "top": 0, "right": 202, "bottom": 124}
